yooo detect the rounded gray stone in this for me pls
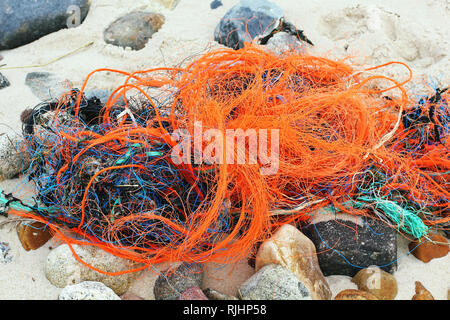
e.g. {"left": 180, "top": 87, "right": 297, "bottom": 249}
{"left": 104, "top": 12, "right": 165, "bottom": 50}
{"left": 59, "top": 281, "right": 121, "bottom": 300}
{"left": 45, "top": 244, "right": 140, "bottom": 295}
{"left": 239, "top": 264, "right": 312, "bottom": 300}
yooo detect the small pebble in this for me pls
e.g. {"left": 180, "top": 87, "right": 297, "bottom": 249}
{"left": 104, "top": 12, "right": 165, "bottom": 51}
{"left": 154, "top": 262, "right": 203, "bottom": 300}
{"left": 334, "top": 289, "right": 378, "bottom": 300}
{"left": 409, "top": 233, "right": 449, "bottom": 263}
{"left": 0, "top": 73, "right": 10, "bottom": 89}
{"left": 352, "top": 266, "right": 398, "bottom": 300}
{"left": 178, "top": 286, "right": 208, "bottom": 300}
{"left": 210, "top": 0, "right": 223, "bottom": 9}
{"left": 0, "top": 242, "right": 13, "bottom": 264}
{"left": 412, "top": 281, "right": 434, "bottom": 300}
{"left": 16, "top": 220, "right": 53, "bottom": 251}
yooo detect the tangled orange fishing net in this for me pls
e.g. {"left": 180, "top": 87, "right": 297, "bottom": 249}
{"left": 8, "top": 43, "right": 449, "bottom": 275}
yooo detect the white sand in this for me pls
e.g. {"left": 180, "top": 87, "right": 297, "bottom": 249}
{"left": 0, "top": 0, "right": 449, "bottom": 300}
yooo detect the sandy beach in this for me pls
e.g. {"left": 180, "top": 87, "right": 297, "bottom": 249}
{"left": 0, "top": 0, "right": 448, "bottom": 300}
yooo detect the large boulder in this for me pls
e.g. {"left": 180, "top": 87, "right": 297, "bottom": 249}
{"left": 0, "top": 0, "right": 90, "bottom": 50}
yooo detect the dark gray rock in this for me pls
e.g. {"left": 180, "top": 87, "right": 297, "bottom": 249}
{"left": 210, "top": 0, "right": 223, "bottom": 9}
{"left": 0, "top": 73, "right": 10, "bottom": 89}
{"left": 25, "top": 72, "right": 72, "bottom": 101}
{"left": 84, "top": 89, "right": 126, "bottom": 106}
{"left": 154, "top": 262, "right": 203, "bottom": 300}
{"left": 214, "top": 0, "right": 284, "bottom": 49}
{"left": 301, "top": 211, "right": 397, "bottom": 277}
{"left": 104, "top": 12, "right": 165, "bottom": 51}
{"left": 0, "top": 0, "right": 90, "bottom": 50}
{"left": 239, "top": 264, "right": 312, "bottom": 300}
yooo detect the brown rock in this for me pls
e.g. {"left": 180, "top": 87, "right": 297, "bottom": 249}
{"left": 335, "top": 289, "right": 378, "bottom": 300}
{"left": 17, "top": 220, "right": 53, "bottom": 251}
{"left": 255, "top": 224, "right": 332, "bottom": 300}
{"left": 352, "top": 266, "right": 398, "bottom": 300}
{"left": 409, "top": 234, "right": 449, "bottom": 263}
{"left": 412, "top": 281, "right": 434, "bottom": 300}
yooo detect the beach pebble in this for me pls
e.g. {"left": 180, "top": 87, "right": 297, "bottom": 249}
{"left": 104, "top": 12, "right": 165, "bottom": 51}
{"left": 45, "top": 244, "right": 140, "bottom": 295}
{"left": 352, "top": 266, "right": 398, "bottom": 300}
{"left": 408, "top": 233, "right": 449, "bottom": 263}
{"left": 203, "top": 288, "right": 238, "bottom": 300}
{"left": 153, "top": 0, "right": 181, "bottom": 10}
{"left": 334, "top": 289, "right": 378, "bottom": 300}
{"left": 0, "top": 73, "right": 10, "bottom": 90}
{"left": 255, "top": 224, "right": 332, "bottom": 300}
{"left": 0, "top": 0, "right": 90, "bottom": 50}
{"left": 0, "top": 242, "right": 13, "bottom": 264}
{"left": 239, "top": 264, "right": 312, "bottom": 300}
{"left": 154, "top": 262, "right": 203, "bottom": 300}
{"left": 16, "top": 221, "right": 53, "bottom": 251}
{"left": 302, "top": 210, "right": 397, "bottom": 276}
{"left": 214, "top": 0, "right": 284, "bottom": 49}
{"left": 412, "top": 281, "right": 434, "bottom": 300}
{"left": 265, "top": 32, "right": 304, "bottom": 55}
{"left": 0, "top": 131, "right": 31, "bottom": 181}
{"left": 120, "top": 292, "right": 145, "bottom": 300}
{"left": 59, "top": 281, "right": 121, "bottom": 300}
{"left": 25, "top": 72, "right": 72, "bottom": 101}
{"left": 178, "top": 286, "right": 208, "bottom": 300}
{"left": 210, "top": 0, "right": 223, "bottom": 9}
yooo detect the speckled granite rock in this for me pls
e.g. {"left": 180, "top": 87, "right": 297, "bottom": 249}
{"left": 45, "top": 244, "right": 140, "bottom": 295}
{"left": 154, "top": 262, "right": 203, "bottom": 300}
{"left": 59, "top": 281, "right": 121, "bottom": 300}
{"left": 0, "top": 0, "right": 90, "bottom": 49}
{"left": 239, "top": 264, "right": 312, "bottom": 300}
